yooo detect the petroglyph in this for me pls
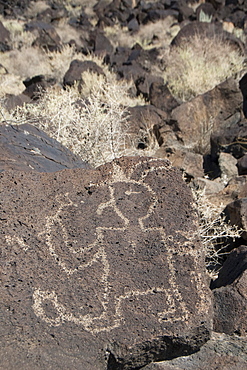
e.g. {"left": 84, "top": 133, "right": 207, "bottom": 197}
{"left": 29, "top": 158, "right": 209, "bottom": 334}
{"left": 5, "top": 235, "right": 30, "bottom": 252}
{"left": 3, "top": 158, "right": 209, "bottom": 335}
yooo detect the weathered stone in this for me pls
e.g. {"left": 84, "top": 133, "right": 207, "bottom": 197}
{"left": 25, "top": 21, "right": 62, "bottom": 51}
{"left": 63, "top": 59, "right": 104, "bottom": 87}
{"left": 23, "top": 75, "right": 56, "bottom": 100}
{"left": 211, "top": 246, "right": 247, "bottom": 289}
{"left": 90, "top": 31, "right": 114, "bottom": 55}
{"left": 127, "top": 105, "right": 167, "bottom": 149}
{"left": 210, "top": 119, "right": 247, "bottom": 161}
{"left": 3, "top": 93, "right": 31, "bottom": 112}
{"left": 237, "top": 154, "right": 247, "bottom": 175}
{"left": 218, "top": 152, "right": 238, "bottom": 183}
{"left": 222, "top": 175, "right": 247, "bottom": 201}
{"left": 0, "top": 157, "right": 212, "bottom": 369}
{"left": 142, "top": 332, "right": 247, "bottom": 370}
{"left": 149, "top": 82, "right": 179, "bottom": 113}
{"left": 0, "top": 20, "right": 10, "bottom": 51}
{"left": 0, "top": 20, "right": 10, "bottom": 43}
{"left": 156, "top": 148, "right": 204, "bottom": 179}
{"left": 193, "top": 178, "right": 225, "bottom": 196}
{"left": 136, "top": 75, "right": 164, "bottom": 100}
{"left": 0, "top": 124, "right": 89, "bottom": 173}
{"left": 224, "top": 197, "right": 247, "bottom": 240}
{"left": 170, "top": 78, "right": 242, "bottom": 155}
{"left": 127, "top": 17, "right": 139, "bottom": 32}
{"left": 171, "top": 21, "right": 244, "bottom": 52}
{"left": 213, "top": 269, "right": 247, "bottom": 336}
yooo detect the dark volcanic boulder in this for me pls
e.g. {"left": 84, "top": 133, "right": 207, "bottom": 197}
{"left": 149, "top": 82, "right": 179, "bottom": 113}
{"left": 0, "top": 157, "right": 212, "bottom": 369}
{"left": 210, "top": 119, "right": 247, "bottom": 161}
{"left": 169, "top": 77, "right": 242, "bottom": 155}
{"left": 142, "top": 332, "right": 247, "bottom": 370}
{"left": 23, "top": 75, "right": 56, "bottom": 100}
{"left": 25, "top": 21, "right": 62, "bottom": 51}
{"left": 171, "top": 21, "right": 244, "bottom": 53}
{"left": 212, "top": 259, "right": 247, "bottom": 336}
{"left": 0, "top": 0, "right": 32, "bottom": 16}
{"left": 63, "top": 59, "right": 104, "bottom": 87}
{"left": 0, "top": 124, "right": 89, "bottom": 173}
{"left": 224, "top": 197, "right": 247, "bottom": 240}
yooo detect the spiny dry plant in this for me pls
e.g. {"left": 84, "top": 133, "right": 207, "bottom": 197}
{"left": 1, "top": 74, "right": 157, "bottom": 167}
{"left": 193, "top": 189, "right": 242, "bottom": 277}
{"left": 162, "top": 35, "right": 245, "bottom": 101}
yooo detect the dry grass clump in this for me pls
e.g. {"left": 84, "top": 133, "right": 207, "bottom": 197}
{"left": 0, "top": 74, "right": 25, "bottom": 98}
{"left": 193, "top": 189, "right": 242, "bottom": 276}
{"left": 1, "top": 77, "right": 156, "bottom": 167}
{"left": 0, "top": 16, "right": 36, "bottom": 49}
{"left": 104, "top": 17, "right": 179, "bottom": 50}
{"left": 162, "top": 35, "right": 245, "bottom": 101}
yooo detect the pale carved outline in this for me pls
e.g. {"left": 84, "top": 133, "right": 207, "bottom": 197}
{"left": 5, "top": 159, "right": 209, "bottom": 334}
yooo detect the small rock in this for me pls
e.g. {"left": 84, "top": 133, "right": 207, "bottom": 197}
{"left": 237, "top": 153, "right": 247, "bottom": 175}
{"left": 211, "top": 245, "right": 247, "bottom": 288}
{"left": 213, "top": 268, "right": 247, "bottom": 336}
{"left": 224, "top": 197, "right": 247, "bottom": 240}
{"left": 149, "top": 82, "right": 179, "bottom": 113}
{"left": 218, "top": 152, "right": 238, "bottom": 183}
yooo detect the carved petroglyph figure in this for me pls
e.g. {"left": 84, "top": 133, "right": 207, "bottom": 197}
{"left": 5, "top": 159, "right": 208, "bottom": 334}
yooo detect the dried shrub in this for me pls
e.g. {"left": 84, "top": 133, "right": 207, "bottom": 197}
{"left": 162, "top": 35, "right": 245, "bottom": 101}
{"left": 193, "top": 189, "right": 242, "bottom": 277}
{"left": 1, "top": 77, "right": 157, "bottom": 167}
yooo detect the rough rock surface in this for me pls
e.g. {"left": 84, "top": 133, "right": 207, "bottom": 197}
{"left": 213, "top": 270, "right": 247, "bottom": 336}
{"left": 210, "top": 119, "right": 247, "bottom": 161}
{"left": 0, "top": 124, "right": 89, "bottom": 173}
{"left": 25, "top": 21, "right": 62, "bottom": 51}
{"left": 224, "top": 197, "right": 247, "bottom": 240}
{"left": 0, "top": 157, "right": 212, "bottom": 369}
{"left": 63, "top": 59, "right": 105, "bottom": 88}
{"left": 171, "top": 21, "right": 244, "bottom": 52}
{"left": 211, "top": 246, "right": 247, "bottom": 289}
{"left": 142, "top": 332, "right": 247, "bottom": 370}
{"left": 211, "top": 246, "right": 247, "bottom": 336}
{"left": 168, "top": 78, "right": 242, "bottom": 155}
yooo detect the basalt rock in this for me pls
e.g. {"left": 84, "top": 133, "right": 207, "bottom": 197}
{"left": 25, "top": 21, "right": 62, "bottom": 51}
{"left": 142, "top": 332, "right": 247, "bottom": 370}
{"left": 169, "top": 78, "right": 242, "bottom": 155}
{"left": 0, "top": 157, "right": 212, "bottom": 369}
{"left": 224, "top": 197, "right": 247, "bottom": 240}
{"left": 171, "top": 21, "right": 244, "bottom": 53}
{"left": 210, "top": 119, "right": 247, "bottom": 161}
{"left": 0, "top": 123, "right": 89, "bottom": 173}
{"left": 23, "top": 75, "right": 56, "bottom": 100}
{"left": 213, "top": 269, "right": 247, "bottom": 336}
{"left": 63, "top": 59, "right": 104, "bottom": 88}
